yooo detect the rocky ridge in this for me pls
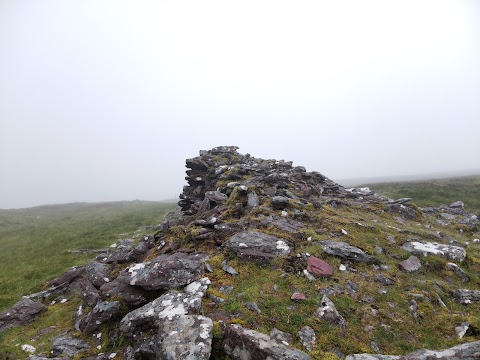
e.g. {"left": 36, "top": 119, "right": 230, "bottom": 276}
{"left": 1, "top": 146, "right": 479, "bottom": 359}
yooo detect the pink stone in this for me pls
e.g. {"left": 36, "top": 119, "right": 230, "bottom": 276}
{"left": 307, "top": 256, "right": 333, "bottom": 277}
{"left": 291, "top": 292, "right": 307, "bottom": 301}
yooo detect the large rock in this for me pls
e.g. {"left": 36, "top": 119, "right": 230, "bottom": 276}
{"left": 51, "top": 335, "right": 91, "bottom": 357}
{"left": 121, "top": 253, "right": 206, "bottom": 290}
{"left": 401, "top": 241, "right": 466, "bottom": 262}
{"left": 0, "top": 298, "right": 47, "bottom": 332}
{"left": 316, "top": 240, "right": 379, "bottom": 264}
{"left": 156, "top": 315, "right": 213, "bottom": 359}
{"left": 223, "top": 324, "right": 311, "bottom": 360}
{"left": 119, "top": 278, "right": 210, "bottom": 338}
{"left": 226, "top": 231, "right": 292, "bottom": 262}
{"left": 79, "top": 301, "right": 121, "bottom": 335}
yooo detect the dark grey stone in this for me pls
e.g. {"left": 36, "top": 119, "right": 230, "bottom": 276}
{"left": 51, "top": 336, "right": 90, "bottom": 357}
{"left": 79, "top": 301, "right": 121, "bottom": 335}
{"left": 0, "top": 298, "right": 47, "bottom": 333}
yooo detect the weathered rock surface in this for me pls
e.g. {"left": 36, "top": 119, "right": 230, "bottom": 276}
{"left": 226, "top": 231, "right": 292, "bottom": 262}
{"left": 223, "top": 324, "right": 311, "bottom": 360}
{"left": 451, "top": 289, "right": 480, "bottom": 304}
{"left": 0, "top": 298, "right": 47, "bottom": 332}
{"left": 85, "top": 261, "right": 112, "bottom": 288}
{"left": 156, "top": 314, "right": 213, "bottom": 359}
{"left": 119, "top": 278, "right": 210, "bottom": 338}
{"left": 120, "top": 252, "right": 206, "bottom": 290}
{"left": 51, "top": 335, "right": 91, "bottom": 357}
{"left": 317, "top": 240, "right": 379, "bottom": 264}
{"left": 398, "top": 256, "right": 422, "bottom": 272}
{"left": 79, "top": 300, "right": 121, "bottom": 335}
{"left": 298, "top": 326, "right": 316, "bottom": 351}
{"left": 446, "top": 262, "right": 470, "bottom": 282}
{"left": 401, "top": 241, "right": 466, "bottom": 261}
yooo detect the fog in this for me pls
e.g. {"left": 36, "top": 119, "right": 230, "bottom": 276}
{"left": 1, "top": 1, "right": 479, "bottom": 209}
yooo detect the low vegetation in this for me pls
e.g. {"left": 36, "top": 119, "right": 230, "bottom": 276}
{"left": 362, "top": 176, "right": 480, "bottom": 215}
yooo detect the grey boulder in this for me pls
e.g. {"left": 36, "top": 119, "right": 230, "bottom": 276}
{"left": 85, "top": 261, "right": 112, "bottom": 288}
{"left": 223, "top": 324, "right": 311, "bottom": 360}
{"left": 51, "top": 335, "right": 90, "bottom": 357}
{"left": 122, "top": 252, "right": 206, "bottom": 290}
{"left": 120, "top": 278, "right": 210, "bottom": 338}
{"left": 79, "top": 300, "right": 121, "bottom": 335}
{"left": 317, "top": 240, "right": 379, "bottom": 264}
{"left": 156, "top": 314, "right": 213, "bottom": 360}
{"left": 401, "top": 241, "right": 466, "bottom": 262}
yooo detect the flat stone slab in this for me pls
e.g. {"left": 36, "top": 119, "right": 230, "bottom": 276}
{"left": 316, "top": 240, "right": 379, "bottom": 264}
{"left": 226, "top": 231, "right": 292, "bottom": 262}
{"left": 401, "top": 241, "right": 466, "bottom": 262}
{"left": 121, "top": 252, "right": 207, "bottom": 290}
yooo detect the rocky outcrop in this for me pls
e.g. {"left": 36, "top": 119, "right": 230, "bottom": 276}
{"left": 3, "top": 146, "right": 480, "bottom": 359}
{"left": 223, "top": 324, "right": 311, "bottom": 360}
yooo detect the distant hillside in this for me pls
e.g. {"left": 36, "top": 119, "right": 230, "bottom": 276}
{"left": 362, "top": 176, "right": 480, "bottom": 215}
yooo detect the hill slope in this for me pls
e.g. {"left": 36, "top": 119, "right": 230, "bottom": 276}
{"left": 0, "top": 147, "right": 479, "bottom": 359}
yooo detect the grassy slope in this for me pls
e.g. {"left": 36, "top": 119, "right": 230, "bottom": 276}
{"left": 0, "top": 201, "right": 176, "bottom": 312}
{"left": 361, "top": 176, "right": 480, "bottom": 215}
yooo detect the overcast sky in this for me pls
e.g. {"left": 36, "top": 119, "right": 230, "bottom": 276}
{"left": 1, "top": 1, "right": 479, "bottom": 209}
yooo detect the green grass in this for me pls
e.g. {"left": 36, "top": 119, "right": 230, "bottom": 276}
{"left": 0, "top": 201, "right": 176, "bottom": 312}
{"left": 361, "top": 175, "right": 480, "bottom": 215}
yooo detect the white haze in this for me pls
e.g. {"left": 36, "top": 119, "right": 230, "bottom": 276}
{"left": 1, "top": 0, "right": 479, "bottom": 209}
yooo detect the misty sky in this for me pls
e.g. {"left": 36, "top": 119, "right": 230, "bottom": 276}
{"left": 1, "top": 1, "right": 479, "bottom": 209}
